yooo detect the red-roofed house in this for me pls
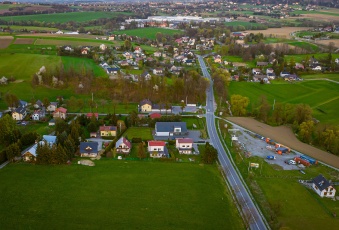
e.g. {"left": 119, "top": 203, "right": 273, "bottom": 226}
{"left": 150, "top": 113, "right": 162, "bottom": 119}
{"left": 100, "top": 125, "right": 117, "bottom": 137}
{"left": 176, "top": 138, "right": 193, "bottom": 154}
{"left": 87, "top": 113, "right": 99, "bottom": 120}
{"left": 53, "top": 107, "right": 67, "bottom": 119}
{"left": 115, "top": 137, "right": 131, "bottom": 154}
{"left": 148, "top": 141, "right": 169, "bottom": 158}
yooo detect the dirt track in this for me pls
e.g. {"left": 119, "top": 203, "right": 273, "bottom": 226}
{"left": 226, "top": 117, "right": 339, "bottom": 169}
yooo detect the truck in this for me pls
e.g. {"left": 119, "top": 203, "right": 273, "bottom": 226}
{"left": 276, "top": 147, "right": 289, "bottom": 155}
{"left": 266, "top": 155, "right": 276, "bottom": 160}
{"left": 294, "top": 157, "right": 311, "bottom": 167}
{"left": 275, "top": 143, "right": 290, "bottom": 152}
{"left": 300, "top": 155, "right": 318, "bottom": 165}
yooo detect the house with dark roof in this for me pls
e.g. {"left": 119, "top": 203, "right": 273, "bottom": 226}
{"left": 148, "top": 140, "right": 169, "bottom": 158}
{"left": 115, "top": 137, "right": 131, "bottom": 154}
{"left": 139, "top": 99, "right": 153, "bottom": 112}
{"left": 312, "top": 174, "right": 336, "bottom": 198}
{"left": 34, "top": 100, "right": 44, "bottom": 109}
{"left": 155, "top": 122, "right": 188, "bottom": 137}
{"left": 12, "top": 106, "right": 27, "bottom": 121}
{"left": 140, "top": 71, "right": 151, "bottom": 81}
{"left": 22, "top": 135, "right": 57, "bottom": 162}
{"left": 47, "top": 102, "right": 58, "bottom": 112}
{"left": 80, "top": 142, "right": 99, "bottom": 157}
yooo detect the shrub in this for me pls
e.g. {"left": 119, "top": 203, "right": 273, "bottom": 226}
{"left": 0, "top": 150, "right": 7, "bottom": 164}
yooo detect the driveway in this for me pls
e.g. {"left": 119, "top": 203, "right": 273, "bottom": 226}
{"left": 172, "top": 105, "right": 198, "bottom": 114}
{"left": 153, "top": 130, "right": 208, "bottom": 143}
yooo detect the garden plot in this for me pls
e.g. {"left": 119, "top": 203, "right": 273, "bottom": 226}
{"left": 230, "top": 124, "right": 299, "bottom": 170}
{"left": 0, "top": 36, "right": 13, "bottom": 48}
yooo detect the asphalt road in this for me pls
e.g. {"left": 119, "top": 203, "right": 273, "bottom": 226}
{"left": 197, "top": 55, "right": 268, "bottom": 230}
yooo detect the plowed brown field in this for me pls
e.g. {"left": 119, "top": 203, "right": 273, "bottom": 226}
{"left": 227, "top": 117, "right": 339, "bottom": 169}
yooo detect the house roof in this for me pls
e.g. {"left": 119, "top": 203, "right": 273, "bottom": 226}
{"left": 150, "top": 113, "right": 162, "bottom": 119}
{"left": 55, "top": 107, "right": 67, "bottom": 113}
{"left": 50, "top": 102, "right": 58, "bottom": 107}
{"left": 148, "top": 141, "right": 166, "bottom": 147}
{"left": 87, "top": 113, "right": 99, "bottom": 118}
{"left": 313, "top": 174, "right": 332, "bottom": 191}
{"left": 139, "top": 99, "right": 152, "bottom": 106}
{"left": 80, "top": 142, "right": 98, "bottom": 153}
{"left": 116, "top": 137, "right": 131, "bottom": 149}
{"left": 35, "top": 100, "right": 43, "bottom": 107}
{"left": 43, "top": 135, "right": 57, "bottom": 144}
{"left": 156, "top": 122, "right": 187, "bottom": 133}
{"left": 177, "top": 138, "right": 193, "bottom": 144}
{"left": 14, "top": 106, "right": 26, "bottom": 114}
{"left": 99, "top": 126, "right": 117, "bottom": 131}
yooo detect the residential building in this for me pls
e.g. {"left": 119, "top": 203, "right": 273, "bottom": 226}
{"left": 100, "top": 125, "right": 117, "bottom": 137}
{"left": 139, "top": 99, "right": 153, "bottom": 112}
{"left": 12, "top": 106, "right": 26, "bottom": 121}
{"left": 176, "top": 138, "right": 193, "bottom": 154}
{"left": 47, "top": 102, "right": 58, "bottom": 112}
{"left": 148, "top": 140, "right": 169, "bottom": 158}
{"left": 53, "top": 107, "right": 67, "bottom": 120}
{"left": 155, "top": 122, "right": 188, "bottom": 137}
{"left": 115, "top": 137, "right": 131, "bottom": 154}
{"left": 80, "top": 142, "right": 99, "bottom": 157}
{"left": 312, "top": 174, "right": 336, "bottom": 198}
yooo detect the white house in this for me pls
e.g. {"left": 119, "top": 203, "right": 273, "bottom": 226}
{"left": 100, "top": 44, "right": 107, "bottom": 51}
{"left": 47, "top": 102, "right": 58, "bottom": 112}
{"left": 312, "top": 66, "right": 322, "bottom": 71}
{"left": 115, "top": 137, "right": 131, "bottom": 154}
{"left": 148, "top": 141, "right": 168, "bottom": 158}
{"left": 312, "top": 174, "right": 336, "bottom": 198}
{"left": 176, "top": 138, "right": 193, "bottom": 154}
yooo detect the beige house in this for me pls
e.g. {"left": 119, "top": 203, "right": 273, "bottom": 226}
{"left": 12, "top": 106, "right": 27, "bottom": 121}
{"left": 53, "top": 107, "right": 67, "bottom": 120}
{"left": 100, "top": 126, "right": 117, "bottom": 137}
{"left": 176, "top": 138, "right": 193, "bottom": 154}
{"left": 47, "top": 102, "right": 58, "bottom": 112}
{"left": 139, "top": 99, "right": 152, "bottom": 112}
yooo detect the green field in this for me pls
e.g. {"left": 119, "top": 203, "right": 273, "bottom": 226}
{"left": 292, "top": 10, "right": 339, "bottom": 17}
{"left": 229, "top": 81, "right": 339, "bottom": 125}
{"left": 287, "top": 41, "right": 320, "bottom": 52}
{"left": 0, "top": 11, "right": 133, "bottom": 23}
{"left": 123, "top": 127, "right": 153, "bottom": 140}
{"left": 225, "top": 21, "right": 265, "bottom": 29}
{"left": 114, "top": 28, "right": 183, "bottom": 40}
{"left": 285, "top": 53, "right": 339, "bottom": 63}
{"left": 0, "top": 160, "right": 243, "bottom": 229}
{"left": 302, "top": 73, "right": 339, "bottom": 81}
{"left": 0, "top": 25, "right": 59, "bottom": 32}
{"left": 182, "top": 116, "right": 206, "bottom": 130}
{"left": 0, "top": 53, "right": 110, "bottom": 110}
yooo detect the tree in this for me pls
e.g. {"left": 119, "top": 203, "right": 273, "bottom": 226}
{"left": 295, "top": 104, "right": 312, "bottom": 124}
{"left": 137, "top": 142, "right": 146, "bottom": 160}
{"left": 254, "top": 95, "right": 271, "bottom": 123}
{"left": 0, "top": 114, "right": 21, "bottom": 146}
{"left": 231, "top": 95, "right": 249, "bottom": 116}
{"left": 5, "top": 142, "right": 21, "bottom": 162}
{"left": 298, "top": 120, "right": 315, "bottom": 143}
{"left": 55, "top": 118, "right": 69, "bottom": 135}
{"left": 4, "top": 93, "right": 19, "bottom": 109}
{"left": 201, "top": 142, "right": 218, "bottom": 164}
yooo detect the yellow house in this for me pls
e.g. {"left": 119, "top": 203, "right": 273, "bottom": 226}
{"left": 12, "top": 106, "right": 27, "bottom": 121}
{"left": 100, "top": 126, "right": 117, "bottom": 137}
{"left": 139, "top": 99, "right": 152, "bottom": 112}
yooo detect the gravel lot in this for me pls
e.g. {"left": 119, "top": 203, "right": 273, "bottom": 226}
{"left": 231, "top": 123, "right": 301, "bottom": 170}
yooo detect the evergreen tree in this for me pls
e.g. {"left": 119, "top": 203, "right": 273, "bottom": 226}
{"left": 201, "top": 142, "right": 218, "bottom": 164}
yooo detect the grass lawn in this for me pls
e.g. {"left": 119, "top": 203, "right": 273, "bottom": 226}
{"left": 17, "top": 121, "right": 54, "bottom": 136}
{"left": 182, "top": 116, "right": 206, "bottom": 130}
{"left": 0, "top": 160, "right": 243, "bottom": 229}
{"left": 285, "top": 53, "right": 339, "bottom": 63}
{"left": 114, "top": 28, "right": 183, "bottom": 40}
{"left": 0, "top": 11, "right": 134, "bottom": 23}
{"left": 123, "top": 127, "right": 153, "bottom": 140}
{"left": 228, "top": 80, "right": 339, "bottom": 125}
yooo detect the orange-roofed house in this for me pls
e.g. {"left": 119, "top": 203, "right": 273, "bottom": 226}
{"left": 53, "top": 107, "right": 67, "bottom": 119}
{"left": 100, "top": 125, "right": 117, "bottom": 137}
